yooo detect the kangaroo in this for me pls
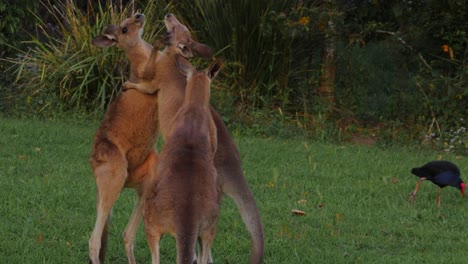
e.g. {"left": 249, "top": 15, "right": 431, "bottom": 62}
{"left": 89, "top": 13, "right": 160, "bottom": 264}
{"left": 124, "top": 13, "right": 264, "bottom": 263}
{"left": 143, "top": 55, "right": 223, "bottom": 264}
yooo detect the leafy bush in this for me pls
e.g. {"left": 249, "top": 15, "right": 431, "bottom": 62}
{"left": 0, "top": 0, "right": 38, "bottom": 58}
{"left": 2, "top": 0, "right": 466, "bottom": 147}
{"left": 5, "top": 0, "right": 168, "bottom": 116}
{"left": 174, "top": 0, "right": 322, "bottom": 112}
{"left": 336, "top": 41, "right": 421, "bottom": 122}
{"left": 0, "top": 0, "right": 39, "bottom": 114}
{"left": 432, "top": 120, "right": 468, "bottom": 154}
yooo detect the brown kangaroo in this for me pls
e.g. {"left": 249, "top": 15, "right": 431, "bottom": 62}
{"left": 124, "top": 13, "right": 264, "bottom": 263}
{"left": 89, "top": 13, "right": 160, "bottom": 264}
{"left": 142, "top": 55, "right": 223, "bottom": 264}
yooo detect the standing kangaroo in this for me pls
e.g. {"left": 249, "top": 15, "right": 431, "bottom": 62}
{"left": 124, "top": 13, "right": 264, "bottom": 263}
{"left": 89, "top": 13, "right": 160, "bottom": 264}
{"left": 141, "top": 55, "right": 223, "bottom": 264}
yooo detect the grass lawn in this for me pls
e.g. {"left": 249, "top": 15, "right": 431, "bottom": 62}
{"left": 1, "top": 117, "right": 467, "bottom": 263}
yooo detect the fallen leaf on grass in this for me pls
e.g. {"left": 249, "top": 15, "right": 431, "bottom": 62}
{"left": 34, "top": 147, "right": 41, "bottom": 153}
{"left": 317, "top": 203, "right": 324, "bottom": 208}
{"left": 18, "top": 155, "right": 27, "bottom": 159}
{"left": 392, "top": 177, "right": 398, "bottom": 184}
{"left": 37, "top": 233, "right": 43, "bottom": 242}
{"left": 291, "top": 209, "right": 306, "bottom": 216}
{"left": 265, "top": 181, "right": 275, "bottom": 188}
{"left": 297, "top": 199, "right": 307, "bottom": 204}
{"left": 335, "top": 213, "right": 342, "bottom": 220}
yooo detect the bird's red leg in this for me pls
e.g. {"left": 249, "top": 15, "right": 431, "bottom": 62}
{"left": 437, "top": 188, "right": 441, "bottom": 207}
{"left": 409, "top": 178, "right": 426, "bottom": 204}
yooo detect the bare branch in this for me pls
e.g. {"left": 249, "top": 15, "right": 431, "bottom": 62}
{"left": 376, "top": 30, "right": 433, "bottom": 71}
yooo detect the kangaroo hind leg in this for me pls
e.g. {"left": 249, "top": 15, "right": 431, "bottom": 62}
{"left": 89, "top": 146, "right": 128, "bottom": 264}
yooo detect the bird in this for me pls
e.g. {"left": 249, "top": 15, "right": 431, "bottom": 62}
{"left": 409, "top": 160, "right": 465, "bottom": 207}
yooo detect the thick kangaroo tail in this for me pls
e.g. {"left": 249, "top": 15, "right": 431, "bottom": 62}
{"left": 223, "top": 170, "right": 265, "bottom": 264}
{"left": 210, "top": 108, "right": 264, "bottom": 263}
{"left": 176, "top": 232, "right": 197, "bottom": 264}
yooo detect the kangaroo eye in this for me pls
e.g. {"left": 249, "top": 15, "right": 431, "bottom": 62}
{"left": 122, "top": 27, "right": 128, "bottom": 34}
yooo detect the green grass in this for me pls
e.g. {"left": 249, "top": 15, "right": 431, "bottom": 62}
{"left": 1, "top": 117, "right": 467, "bottom": 263}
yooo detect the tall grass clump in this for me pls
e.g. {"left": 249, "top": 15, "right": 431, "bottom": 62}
{"left": 174, "top": 1, "right": 322, "bottom": 117}
{"left": 5, "top": 0, "right": 168, "bottom": 116}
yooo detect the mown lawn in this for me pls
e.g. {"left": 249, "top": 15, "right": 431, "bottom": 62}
{"left": 0, "top": 117, "right": 467, "bottom": 263}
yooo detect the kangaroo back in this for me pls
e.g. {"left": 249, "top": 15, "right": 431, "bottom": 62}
{"left": 143, "top": 51, "right": 222, "bottom": 264}
{"left": 142, "top": 13, "right": 264, "bottom": 264}
{"left": 88, "top": 13, "right": 160, "bottom": 264}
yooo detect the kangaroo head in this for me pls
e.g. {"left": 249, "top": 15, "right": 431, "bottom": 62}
{"left": 92, "top": 13, "right": 146, "bottom": 49}
{"left": 164, "top": 13, "right": 213, "bottom": 59}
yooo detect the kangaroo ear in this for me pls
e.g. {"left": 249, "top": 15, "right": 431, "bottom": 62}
{"left": 190, "top": 42, "right": 213, "bottom": 59}
{"left": 103, "top": 25, "right": 118, "bottom": 35}
{"left": 92, "top": 35, "right": 117, "bottom": 47}
{"left": 175, "top": 54, "right": 195, "bottom": 77}
{"left": 177, "top": 43, "right": 194, "bottom": 58}
{"left": 92, "top": 25, "right": 118, "bottom": 47}
{"left": 207, "top": 58, "right": 223, "bottom": 80}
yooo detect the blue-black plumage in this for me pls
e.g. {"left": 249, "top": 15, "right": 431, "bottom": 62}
{"left": 409, "top": 160, "right": 465, "bottom": 207}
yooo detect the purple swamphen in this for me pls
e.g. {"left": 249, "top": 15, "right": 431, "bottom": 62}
{"left": 409, "top": 160, "right": 465, "bottom": 207}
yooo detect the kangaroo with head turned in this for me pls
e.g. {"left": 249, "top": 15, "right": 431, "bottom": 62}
{"left": 124, "top": 13, "right": 265, "bottom": 263}
{"left": 143, "top": 55, "right": 223, "bottom": 264}
{"left": 89, "top": 13, "right": 160, "bottom": 264}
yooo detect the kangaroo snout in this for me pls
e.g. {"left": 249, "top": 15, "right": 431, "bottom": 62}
{"left": 134, "top": 13, "right": 144, "bottom": 22}
{"left": 164, "top": 13, "right": 174, "bottom": 20}
{"left": 162, "top": 13, "right": 213, "bottom": 59}
{"left": 164, "top": 13, "right": 185, "bottom": 32}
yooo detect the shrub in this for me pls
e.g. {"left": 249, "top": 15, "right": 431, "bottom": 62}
{"left": 0, "top": 0, "right": 39, "bottom": 114}
{"left": 336, "top": 41, "right": 422, "bottom": 122}
{"left": 173, "top": 0, "right": 322, "bottom": 113}
{"left": 5, "top": 0, "right": 168, "bottom": 116}
{"left": 0, "top": 0, "right": 38, "bottom": 58}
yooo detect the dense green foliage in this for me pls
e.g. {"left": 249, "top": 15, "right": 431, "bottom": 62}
{"left": 0, "top": 0, "right": 39, "bottom": 112}
{"left": 1, "top": 0, "right": 466, "bottom": 151}
{"left": 175, "top": 0, "right": 320, "bottom": 110}
{"left": 0, "top": 0, "right": 38, "bottom": 57}
{"left": 336, "top": 0, "right": 467, "bottom": 151}
{"left": 2, "top": 0, "right": 169, "bottom": 115}
{"left": 1, "top": 117, "right": 467, "bottom": 263}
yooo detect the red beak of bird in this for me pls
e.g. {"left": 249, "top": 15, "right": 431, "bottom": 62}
{"left": 461, "top": 183, "right": 465, "bottom": 197}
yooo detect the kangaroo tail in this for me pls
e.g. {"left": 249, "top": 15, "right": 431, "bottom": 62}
{"left": 176, "top": 232, "right": 197, "bottom": 264}
{"left": 227, "top": 178, "right": 265, "bottom": 264}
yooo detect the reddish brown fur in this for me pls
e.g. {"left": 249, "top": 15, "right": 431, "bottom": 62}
{"left": 144, "top": 56, "right": 222, "bottom": 264}
{"left": 126, "top": 14, "right": 264, "bottom": 263}
{"left": 89, "top": 13, "right": 160, "bottom": 264}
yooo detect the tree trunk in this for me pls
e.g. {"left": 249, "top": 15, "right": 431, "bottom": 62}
{"left": 318, "top": 3, "right": 337, "bottom": 105}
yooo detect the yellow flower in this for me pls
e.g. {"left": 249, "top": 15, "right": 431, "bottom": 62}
{"left": 441, "top": 45, "right": 454, "bottom": 60}
{"left": 298, "top": 17, "right": 309, "bottom": 26}
{"left": 441, "top": 44, "right": 449, "bottom": 53}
